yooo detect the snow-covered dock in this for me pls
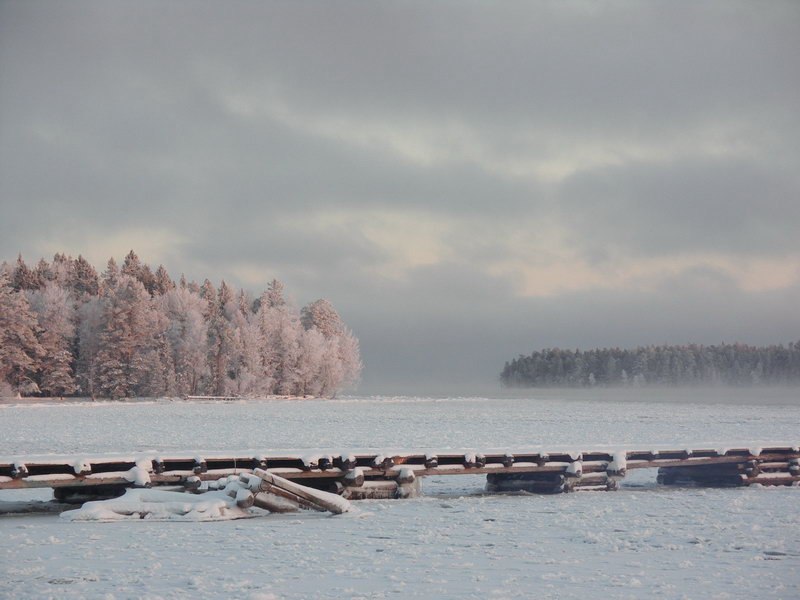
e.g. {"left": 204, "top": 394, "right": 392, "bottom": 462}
{"left": 2, "top": 445, "right": 798, "bottom": 501}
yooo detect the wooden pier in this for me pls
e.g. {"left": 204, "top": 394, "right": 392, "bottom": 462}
{"left": 1, "top": 445, "right": 798, "bottom": 504}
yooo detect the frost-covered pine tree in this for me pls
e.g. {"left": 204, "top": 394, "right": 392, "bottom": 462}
{"left": 95, "top": 275, "right": 153, "bottom": 399}
{"left": 158, "top": 286, "right": 210, "bottom": 396}
{"left": 120, "top": 250, "right": 141, "bottom": 279}
{"left": 138, "top": 299, "right": 175, "bottom": 397}
{"left": 296, "top": 327, "right": 327, "bottom": 397}
{"left": 0, "top": 271, "right": 44, "bottom": 395}
{"left": 27, "top": 283, "right": 77, "bottom": 396}
{"left": 301, "top": 299, "right": 344, "bottom": 338}
{"left": 75, "top": 296, "right": 105, "bottom": 399}
{"left": 257, "top": 280, "right": 303, "bottom": 395}
{"left": 153, "top": 265, "right": 174, "bottom": 295}
{"left": 69, "top": 255, "right": 100, "bottom": 298}
{"left": 207, "top": 281, "right": 240, "bottom": 396}
{"left": 102, "top": 257, "right": 119, "bottom": 289}
{"left": 227, "top": 292, "right": 270, "bottom": 397}
{"left": 48, "top": 253, "right": 73, "bottom": 287}
{"left": 12, "top": 255, "right": 42, "bottom": 291}
{"left": 301, "top": 298, "right": 362, "bottom": 395}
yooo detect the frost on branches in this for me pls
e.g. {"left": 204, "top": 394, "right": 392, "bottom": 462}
{"left": 0, "top": 252, "right": 362, "bottom": 399}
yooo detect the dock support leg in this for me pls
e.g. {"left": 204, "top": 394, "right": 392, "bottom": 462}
{"left": 53, "top": 484, "right": 128, "bottom": 504}
{"left": 486, "top": 472, "right": 567, "bottom": 494}
{"left": 657, "top": 463, "right": 746, "bottom": 487}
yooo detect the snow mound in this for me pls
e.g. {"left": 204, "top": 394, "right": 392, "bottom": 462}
{"left": 61, "top": 488, "right": 254, "bottom": 522}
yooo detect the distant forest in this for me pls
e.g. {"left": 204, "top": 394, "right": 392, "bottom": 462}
{"left": 501, "top": 342, "right": 800, "bottom": 388}
{"left": 0, "top": 252, "right": 362, "bottom": 399}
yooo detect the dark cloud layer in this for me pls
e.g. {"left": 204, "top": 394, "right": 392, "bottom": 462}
{"left": 1, "top": 1, "right": 798, "bottom": 392}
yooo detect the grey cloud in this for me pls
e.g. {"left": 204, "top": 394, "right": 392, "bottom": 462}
{"left": 1, "top": 1, "right": 799, "bottom": 393}
{"left": 558, "top": 158, "right": 800, "bottom": 259}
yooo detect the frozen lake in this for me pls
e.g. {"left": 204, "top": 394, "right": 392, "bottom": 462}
{"left": 1, "top": 389, "right": 799, "bottom": 599}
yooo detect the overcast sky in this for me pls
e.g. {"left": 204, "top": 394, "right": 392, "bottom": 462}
{"left": 1, "top": 1, "right": 798, "bottom": 393}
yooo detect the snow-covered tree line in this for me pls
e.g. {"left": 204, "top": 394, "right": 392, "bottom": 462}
{"left": 501, "top": 343, "right": 800, "bottom": 388}
{"left": 0, "top": 251, "right": 362, "bottom": 399}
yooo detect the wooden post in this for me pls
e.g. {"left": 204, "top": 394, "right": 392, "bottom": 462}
{"left": 395, "top": 468, "right": 420, "bottom": 499}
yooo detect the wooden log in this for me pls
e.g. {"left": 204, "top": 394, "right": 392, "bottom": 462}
{"left": 743, "top": 460, "right": 760, "bottom": 477}
{"left": 424, "top": 454, "right": 438, "bottom": 469}
{"left": 337, "top": 454, "right": 357, "bottom": 471}
{"left": 397, "top": 477, "right": 421, "bottom": 499}
{"left": 252, "top": 468, "right": 350, "bottom": 514}
{"left": 372, "top": 455, "right": 394, "bottom": 470}
{"left": 252, "top": 491, "right": 300, "bottom": 513}
{"left": 745, "top": 474, "right": 800, "bottom": 486}
{"left": 326, "top": 481, "right": 345, "bottom": 495}
{"left": 565, "top": 461, "right": 583, "bottom": 479}
{"left": 395, "top": 467, "right": 416, "bottom": 485}
{"left": 261, "top": 482, "right": 328, "bottom": 511}
{"left": 11, "top": 462, "right": 28, "bottom": 479}
{"left": 627, "top": 452, "right": 797, "bottom": 470}
{"left": 606, "top": 452, "right": 627, "bottom": 477}
{"left": 341, "top": 480, "right": 398, "bottom": 500}
{"left": 184, "top": 475, "right": 203, "bottom": 491}
{"left": 463, "top": 453, "right": 486, "bottom": 468}
{"left": 72, "top": 460, "right": 92, "bottom": 476}
{"left": 225, "top": 486, "right": 255, "bottom": 508}
{"left": 193, "top": 458, "right": 207, "bottom": 475}
{"left": 343, "top": 467, "right": 365, "bottom": 487}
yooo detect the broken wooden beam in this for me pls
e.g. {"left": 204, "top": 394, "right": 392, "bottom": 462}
{"left": 251, "top": 468, "right": 350, "bottom": 514}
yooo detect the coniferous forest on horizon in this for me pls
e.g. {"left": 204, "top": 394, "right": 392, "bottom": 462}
{"left": 501, "top": 343, "right": 800, "bottom": 388}
{"left": 0, "top": 251, "right": 362, "bottom": 399}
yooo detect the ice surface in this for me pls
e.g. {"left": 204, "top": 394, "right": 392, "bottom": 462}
{"left": 1, "top": 392, "right": 799, "bottom": 599}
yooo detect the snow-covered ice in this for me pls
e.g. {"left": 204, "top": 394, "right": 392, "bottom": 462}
{"left": 61, "top": 487, "right": 253, "bottom": 522}
{"left": 1, "top": 390, "right": 799, "bottom": 599}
